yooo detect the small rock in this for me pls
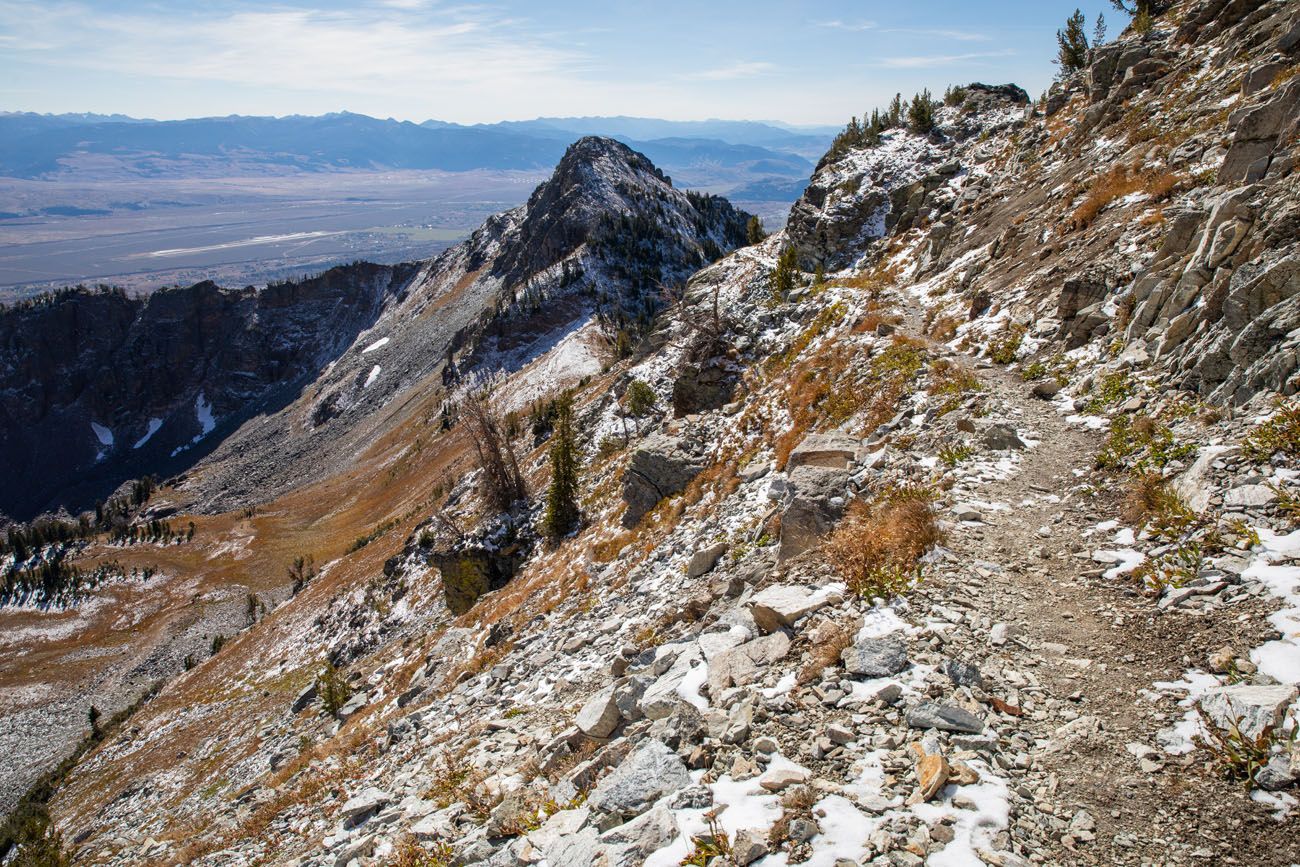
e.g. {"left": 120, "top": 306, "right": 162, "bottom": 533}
{"left": 906, "top": 702, "right": 985, "bottom": 734}
{"left": 842, "top": 634, "right": 909, "bottom": 677}
{"left": 733, "top": 829, "right": 769, "bottom": 866}
{"left": 758, "top": 767, "right": 809, "bottom": 792}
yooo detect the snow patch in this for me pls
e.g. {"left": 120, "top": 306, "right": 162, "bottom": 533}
{"left": 133, "top": 418, "right": 163, "bottom": 449}
{"left": 362, "top": 336, "right": 390, "bottom": 353}
{"left": 90, "top": 422, "right": 113, "bottom": 447}
{"left": 365, "top": 365, "right": 382, "bottom": 388}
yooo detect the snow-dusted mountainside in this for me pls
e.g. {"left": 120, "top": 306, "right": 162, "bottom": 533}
{"left": 0, "top": 137, "right": 750, "bottom": 520}
{"left": 5, "top": 2, "right": 1300, "bottom": 866}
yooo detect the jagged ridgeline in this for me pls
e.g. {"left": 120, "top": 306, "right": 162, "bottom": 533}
{"left": 0, "top": 137, "right": 750, "bottom": 522}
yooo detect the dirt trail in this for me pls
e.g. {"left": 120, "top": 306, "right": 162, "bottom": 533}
{"left": 934, "top": 361, "right": 1300, "bottom": 865}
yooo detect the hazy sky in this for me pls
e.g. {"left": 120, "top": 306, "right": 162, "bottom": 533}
{"left": 0, "top": 1, "right": 1118, "bottom": 126}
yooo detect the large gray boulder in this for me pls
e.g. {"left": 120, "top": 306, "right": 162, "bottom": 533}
{"left": 621, "top": 432, "right": 706, "bottom": 528}
{"left": 748, "top": 585, "right": 842, "bottom": 634}
{"left": 1221, "top": 78, "right": 1300, "bottom": 184}
{"left": 778, "top": 465, "right": 850, "bottom": 560}
{"left": 786, "top": 432, "right": 861, "bottom": 470}
{"left": 907, "top": 702, "right": 985, "bottom": 734}
{"left": 588, "top": 739, "right": 690, "bottom": 820}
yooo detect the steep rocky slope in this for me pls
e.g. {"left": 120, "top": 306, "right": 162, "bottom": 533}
{"left": 0, "top": 138, "right": 748, "bottom": 821}
{"left": 5, "top": 1, "right": 1300, "bottom": 865}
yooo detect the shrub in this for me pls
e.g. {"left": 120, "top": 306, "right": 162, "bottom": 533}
{"left": 771, "top": 246, "right": 800, "bottom": 303}
{"left": 1195, "top": 707, "right": 1294, "bottom": 787}
{"left": 1085, "top": 371, "right": 1136, "bottom": 412}
{"left": 386, "top": 837, "right": 455, "bottom": 867}
{"left": 825, "top": 484, "right": 942, "bottom": 600}
{"left": 939, "top": 442, "right": 975, "bottom": 467}
{"left": 987, "top": 324, "right": 1027, "bottom": 364}
{"left": 624, "top": 380, "right": 657, "bottom": 417}
{"left": 1242, "top": 399, "right": 1300, "bottom": 463}
{"left": 1122, "top": 471, "right": 1195, "bottom": 535}
{"left": 460, "top": 385, "right": 527, "bottom": 514}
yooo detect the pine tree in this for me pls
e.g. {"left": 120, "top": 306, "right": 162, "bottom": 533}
{"left": 887, "top": 93, "right": 905, "bottom": 128}
{"left": 1056, "top": 9, "right": 1090, "bottom": 74}
{"left": 772, "top": 246, "right": 799, "bottom": 301}
{"left": 745, "top": 215, "right": 767, "bottom": 245}
{"left": 87, "top": 705, "right": 101, "bottom": 739}
{"left": 542, "top": 391, "right": 580, "bottom": 542}
{"left": 908, "top": 89, "right": 937, "bottom": 134}
{"left": 1093, "top": 12, "right": 1108, "bottom": 48}
{"left": 1109, "top": 0, "right": 1170, "bottom": 20}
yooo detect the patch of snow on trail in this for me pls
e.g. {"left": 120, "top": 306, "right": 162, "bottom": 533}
{"left": 911, "top": 763, "right": 1011, "bottom": 867}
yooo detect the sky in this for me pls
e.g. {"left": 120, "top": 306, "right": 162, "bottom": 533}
{"left": 0, "top": 0, "right": 1119, "bottom": 126}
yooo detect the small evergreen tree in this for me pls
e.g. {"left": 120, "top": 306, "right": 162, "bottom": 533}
{"left": 1056, "top": 9, "right": 1090, "bottom": 74}
{"left": 887, "top": 93, "right": 905, "bottom": 128}
{"left": 772, "top": 246, "right": 799, "bottom": 301}
{"left": 542, "top": 391, "right": 580, "bottom": 542}
{"left": 315, "top": 661, "right": 351, "bottom": 717}
{"left": 908, "top": 89, "right": 937, "bottom": 134}
{"left": 745, "top": 215, "right": 766, "bottom": 245}
{"left": 1093, "top": 12, "right": 1108, "bottom": 48}
{"left": 87, "top": 705, "right": 101, "bottom": 739}
{"left": 624, "top": 380, "right": 657, "bottom": 417}
{"left": 1110, "top": 0, "right": 1169, "bottom": 31}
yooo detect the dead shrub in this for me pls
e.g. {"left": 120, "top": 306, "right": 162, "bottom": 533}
{"left": 825, "top": 484, "right": 942, "bottom": 599}
{"left": 1122, "top": 471, "right": 1195, "bottom": 537}
{"left": 796, "top": 623, "right": 851, "bottom": 686}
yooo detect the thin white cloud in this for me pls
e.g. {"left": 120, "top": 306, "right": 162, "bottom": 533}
{"left": 0, "top": 1, "right": 587, "bottom": 98}
{"left": 876, "top": 49, "right": 1015, "bottom": 69}
{"left": 813, "top": 19, "right": 877, "bottom": 32}
{"left": 682, "top": 61, "right": 776, "bottom": 81}
{"left": 882, "top": 28, "right": 991, "bottom": 42}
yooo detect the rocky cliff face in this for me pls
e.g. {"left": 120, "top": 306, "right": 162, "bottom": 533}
{"left": 9, "top": 3, "right": 1300, "bottom": 866}
{"left": 0, "top": 263, "right": 410, "bottom": 520}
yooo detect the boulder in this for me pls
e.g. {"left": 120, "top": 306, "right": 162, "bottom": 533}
{"left": 1223, "top": 484, "right": 1277, "bottom": 508}
{"left": 1199, "top": 684, "right": 1297, "bottom": 740}
{"left": 982, "top": 423, "right": 1026, "bottom": 451}
{"left": 1221, "top": 78, "right": 1300, "bottom": 184}
{"left": 621, "top": 433, "right": 706, "bottom": 528}
{"left": 599, "top": 804, "right": 678, "bottom": 863}
{"left": 749, "top": 585, "right": 842, "bottom": 634}
{"left": 686, "top": 542, "right": 728, "bottom": 578}
{"left": 575, "top": 685, "right": 622, "bottom": 738}
{"left": 732, "top": 829, "right": 770, "bottom": 866}
{"left": 778, "top": 465, "right": 850, "bottom": 560}
{"left": 340, "top": 787, "right": 390, "bottom": 826}
{"left": 588, "top": 739, "right": 690, "bottom": 820}
{"left": 786, "top": 432, "right": 861, "bottom": 470}
{"left": 842, "top": 634, "right": 909, "bottom": 677}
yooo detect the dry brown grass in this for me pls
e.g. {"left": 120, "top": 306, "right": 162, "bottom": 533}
{"left": 1070, "top": 165, "right": 1184, "bottom": 229}
{"left": 824, "top": 485, "right": 942, "bottom": 599}
{"left": 796, "top": 622, "right": 851, "bottom": 686}
{"left": 1122, "top": 471, "right": 1195, "bottom": 536}
{"left": 926, "top": 313, "right": 963, "bottom": 342}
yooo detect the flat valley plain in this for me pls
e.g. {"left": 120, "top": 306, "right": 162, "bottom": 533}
{"left": 0, "top": 170, "right": 546, "bottom": 300}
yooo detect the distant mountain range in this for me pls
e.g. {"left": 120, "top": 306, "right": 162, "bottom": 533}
{"left": 0, "top": 111, "right": 835, "bottom": 199}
